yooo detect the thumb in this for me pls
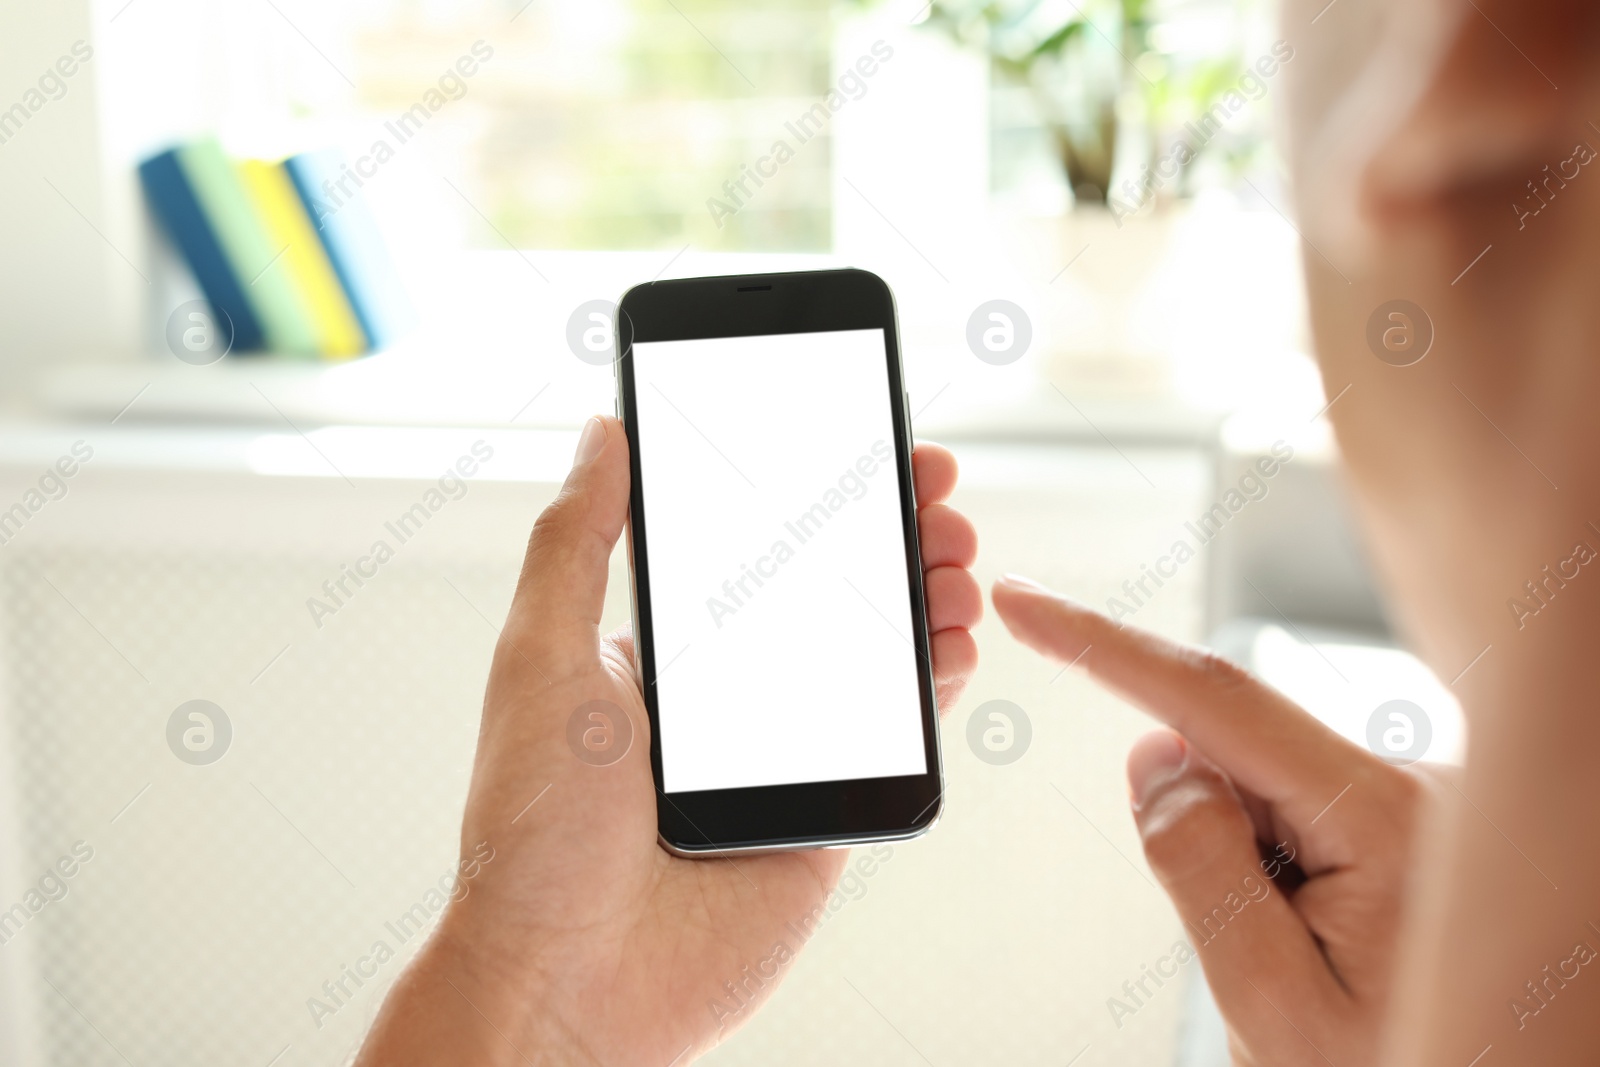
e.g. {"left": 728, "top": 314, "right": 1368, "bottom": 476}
{"left": 1127, "top": 730, "right": 1342, "bottom": 1052}
{"left": 504, "top": 416, "right": 630, "bottom": 675}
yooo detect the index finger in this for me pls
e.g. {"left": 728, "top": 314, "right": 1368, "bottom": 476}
{"left": 991, "top": 574, "right": 1375, "bottom": 817}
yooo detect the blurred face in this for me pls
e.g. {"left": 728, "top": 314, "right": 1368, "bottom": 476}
{"left": 1282, "top": 0, "right": 1600, "bottom": 670}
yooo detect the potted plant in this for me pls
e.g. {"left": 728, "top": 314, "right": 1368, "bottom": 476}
{"left": 907, "top": 0, "right": 1260, "bottom": 213}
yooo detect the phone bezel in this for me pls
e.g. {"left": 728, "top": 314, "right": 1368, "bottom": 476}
{"left": 614, "top": 268, "right": 944, "bottom": 855}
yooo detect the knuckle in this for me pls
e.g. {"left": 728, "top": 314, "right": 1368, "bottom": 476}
{"left": 1364, "top": 762, "right": 1426, "bottom": 845}
{"left": 1392, "top": 764, "right": 1425, "bottom": 810}
{"left": 1177, "top": 645, "right": 1255, "bottom": 694}
{"left": 528, "top": 488, "right": 578, "bottom": 545}
{"left": 519, "top": 493, "right": 580, "bottom": 577}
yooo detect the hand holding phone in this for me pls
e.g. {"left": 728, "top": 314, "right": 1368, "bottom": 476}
{"left": 353, "top": 410, "right": 979, "bottom": 1065}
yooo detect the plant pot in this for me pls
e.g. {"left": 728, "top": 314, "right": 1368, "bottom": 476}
{"left": 1044, "top": 202, "right": 1183, "bottom": 397}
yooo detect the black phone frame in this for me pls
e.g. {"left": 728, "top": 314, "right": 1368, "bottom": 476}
{"left": 614, "top": 268, "right": 944, "bottom": 853}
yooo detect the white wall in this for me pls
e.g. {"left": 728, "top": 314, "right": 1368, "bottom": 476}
{"left": 0, "top": 0, "right": 137, "bottom": 383}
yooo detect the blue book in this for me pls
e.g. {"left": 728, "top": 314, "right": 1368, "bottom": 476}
{"left": 283, "top": 151, "right": 414, "bottom": 351}
{"left": 138, "top": 148, "right": 265, "bottom": 352}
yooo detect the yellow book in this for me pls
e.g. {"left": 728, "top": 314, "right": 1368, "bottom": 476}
{"left": 237, "top": 159, "right": 368, "bottom": 358}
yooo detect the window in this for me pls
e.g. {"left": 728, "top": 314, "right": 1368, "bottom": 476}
{"left": 87, "top": 0, "right": 1314, "bottom": 432}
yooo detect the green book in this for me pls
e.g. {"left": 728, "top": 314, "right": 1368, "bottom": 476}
{"left": 177, "top": 138, "right": 320, "bottom": 355}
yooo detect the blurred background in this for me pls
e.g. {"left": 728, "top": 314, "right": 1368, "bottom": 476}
{"left": 0, "top": 1, "right": 1464, "bottom": 1064}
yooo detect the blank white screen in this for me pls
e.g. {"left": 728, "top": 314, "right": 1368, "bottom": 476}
{"left": 632, "top": 328, "right": 929, "bottom": 793}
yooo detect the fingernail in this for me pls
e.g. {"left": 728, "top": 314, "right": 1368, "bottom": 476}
{"left": 997, "top": 574, "right": 1090, "bottom": 612}
{"left": 572, "top": 417, "right": 606, "bottom": 468}
{"left": 1128, "top": 732, "right": 1188, "bottom": 811}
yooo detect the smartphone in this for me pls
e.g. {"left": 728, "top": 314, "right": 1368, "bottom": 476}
{"left": 614, "top": 268, "right": 942, "bottom": 855}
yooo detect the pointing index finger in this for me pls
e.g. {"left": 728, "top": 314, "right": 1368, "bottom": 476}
{"left": 991, "top": 574, "right": 1374, "bottom": 817}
